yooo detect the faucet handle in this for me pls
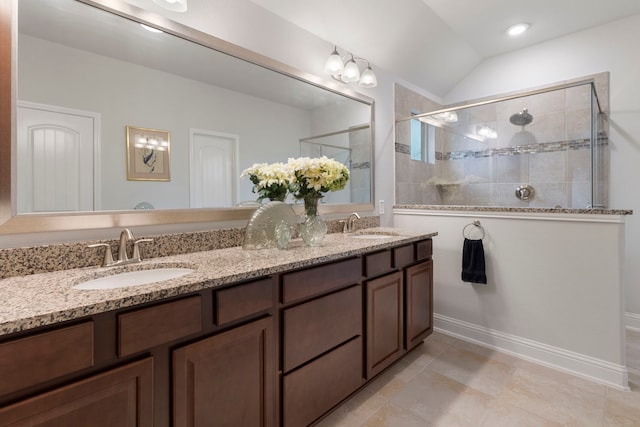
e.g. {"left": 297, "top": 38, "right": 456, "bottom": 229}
{"left": 132, "top": 238, "right": 154, "bottom": 262}
{"left": 88, "top": 243, "right": 114, "bottom": 267}
{"left": 339, "top": 220, "right": 348, "bottom": 233}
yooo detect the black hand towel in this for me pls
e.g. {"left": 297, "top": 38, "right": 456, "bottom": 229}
{"left": 462, "top": 238, "right": 487, "bottom": 284}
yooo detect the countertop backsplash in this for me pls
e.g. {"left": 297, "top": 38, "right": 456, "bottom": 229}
{"left": 0, "top": 215, "right": 380, "bottom": 279}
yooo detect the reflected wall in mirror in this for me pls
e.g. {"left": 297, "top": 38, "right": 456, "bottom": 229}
{"left": 8, "top": 0, "right": 373, "bottom": 229}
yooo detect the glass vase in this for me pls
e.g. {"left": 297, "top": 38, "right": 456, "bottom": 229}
{"left": 300, "top": 195, "right": 327, "bottom": 246}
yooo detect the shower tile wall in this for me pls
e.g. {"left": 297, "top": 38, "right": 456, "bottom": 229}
{"left": 394, "top": 76, "right": 609, "bottom": 209}
{"left": 394, "top": 84, "right": 442, "bottom": 205}
{"left": 349, "top": 127, "right": 372, "bottom": 203}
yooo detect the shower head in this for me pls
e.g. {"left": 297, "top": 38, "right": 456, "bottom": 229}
{"left": 509, "top": 108, "right": 533, "bottom": 126}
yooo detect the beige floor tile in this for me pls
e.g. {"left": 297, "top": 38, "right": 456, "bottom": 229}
{"left": 426, "top": 343, "right": 515, "bottom": 396}
{"left": 390, "top": 369, "right": 492, "bottom": 425}
{"left": 314, "top": 406, "right": 364, "bottom": 427}
{"left": 362, "top": 370, "right": 408, "bottom": 402}
{"left": 429, "top": 331, "right": 461, "bottom": 346}
{"left": 479, "top": 399, "right": 564, "bottom": 427}
{"left": 499, "top": 366, "right": 605, "bottom": 426}
{"left": 315, "top": 387, "right": 387, "bottom": 427}
{"left": 516, "top": 359, "right": 608, "bottom": 397}
{"left": 603, "top": 385, "right": 640, "bottom": 426}
{"left": 315, "top": 330, "right": 640, "bottom": 427}
{"left": 452, "top": 339, "right": 522, "bottom": 366}
{"left": 359, "top": 403, "right": 429, "bottom": 427}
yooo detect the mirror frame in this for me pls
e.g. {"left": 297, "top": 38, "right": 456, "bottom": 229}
{"left": 0, "top": 0, "right": 375, "bottom": 235}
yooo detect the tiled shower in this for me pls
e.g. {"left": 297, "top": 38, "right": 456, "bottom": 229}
{"left": 395, "top": 75, "right": 609, "bottom": 209}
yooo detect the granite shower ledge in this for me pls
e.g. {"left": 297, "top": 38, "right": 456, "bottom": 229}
{"left": 394, "top": 205, "right": 633, "bottom": 216}
{"left": 0, "top": 228, "right": 437, "bottom": 336}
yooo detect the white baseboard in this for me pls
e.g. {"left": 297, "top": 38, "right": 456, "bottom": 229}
{"left": 434, "top": 313, "right": 629, "bottom": 391}
{"left": 625, "top": 312, "right": 640, "bottom": 332}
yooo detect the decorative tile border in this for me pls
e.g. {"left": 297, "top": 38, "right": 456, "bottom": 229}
{"left": 395, "top": 142, "right": 411, "bottom": 155}
{"left": 352, "top": 161, "right": 371, "bottom": 169}
{"left": 396, "top": 138, "right": 608, "bottom": 160}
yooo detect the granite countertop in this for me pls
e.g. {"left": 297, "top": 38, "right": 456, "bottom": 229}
{"left": 0, "top": 228, "right": 437, "bottom": 336}
{"left": 394, "top": 204, "right": 633, "bottom": 215}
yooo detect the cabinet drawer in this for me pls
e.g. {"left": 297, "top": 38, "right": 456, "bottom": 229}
{"left": 0, "top": 358, "right": 153, "bottom": 426}
{"left": 416, "top": 239, "right": 433, "bottom": 260}
{"left": 364, "top": 250, "right": 392, "bottom": 278}
{"left": 393, "top": 244, "right": 415, "bottom": 268}
{"left": 118, "top": 296, "right": 201, "bottom": 357}
{"left": 0, "top": 322, "right": 94, "bottom": 396}
{"left": 283, "top": 337, "right": 363, "bottom": 427}
{"left": 215, "top": 277, "right": 273, "bottom": 325}
{"left": 282, "top": 257, "right": 361, "bottom": 303}
{"left": 283, "top": 285, "right": 361, "bottom": 372}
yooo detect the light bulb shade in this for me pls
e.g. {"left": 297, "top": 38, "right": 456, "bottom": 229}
{"left": 324, "top": 50, "right": 344, "bottom": 75}
{"left": 152, "top": 0, "right": 188, "bottom": 12}
{"left": 359, "top": 66, "right": 377, "bottom": 88}
{"left": 342, "top": 59, "right": 360, "bottom": 83}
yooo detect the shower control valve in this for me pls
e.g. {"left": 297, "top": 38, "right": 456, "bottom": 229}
{"left": 515, "top": 184, "right": 535, "bottom": 201}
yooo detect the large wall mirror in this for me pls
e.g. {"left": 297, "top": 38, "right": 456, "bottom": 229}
{"left": 0, "top": 0, "right": 374, "bottom": 234}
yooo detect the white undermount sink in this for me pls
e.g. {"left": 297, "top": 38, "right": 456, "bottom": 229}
{"left": 73, "top": 266, "right": 195, "bottom": 290}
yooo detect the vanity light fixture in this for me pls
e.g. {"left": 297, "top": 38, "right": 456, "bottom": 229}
{"left": 136, "top": 136, "right": 169, "bottom": 151}
{"left": 152, "top": 0, "right": 188, "bottom": 12}
{"left": 324, "top": 46, "right": 378, "bottom": 88}
{"left": 506, "top": 22, "right": 530, "bottom": 36}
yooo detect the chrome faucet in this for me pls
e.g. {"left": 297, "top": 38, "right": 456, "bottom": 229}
{"left": 89, "top": 228, "right": 153, "bottom": 267}
{"left": 342, "top": 212, "right": 361, "bottom": 233}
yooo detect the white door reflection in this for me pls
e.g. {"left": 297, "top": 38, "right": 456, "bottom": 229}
{"left": 17, "top": 102, "right": 98, "bottom": 213}
{"left": 189, "top": 129, "right": 238, "bottom": 208}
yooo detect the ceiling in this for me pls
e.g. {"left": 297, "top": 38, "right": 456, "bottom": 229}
{"left": 249, "top": 0, "right": 640, "bottom": 97}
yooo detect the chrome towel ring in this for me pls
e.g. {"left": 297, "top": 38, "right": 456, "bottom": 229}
{"left": 463, "top": 220, "right": 485, "bottom": 240}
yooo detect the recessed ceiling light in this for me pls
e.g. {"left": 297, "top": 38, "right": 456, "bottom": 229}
{"left": 506, "top": 23, "right": 530, "bottom": 37}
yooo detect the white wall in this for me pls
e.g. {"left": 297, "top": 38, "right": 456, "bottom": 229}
{"left": 443, "top": 15, "right": 640, "bottom": 329}
{"left": 395, "top": 210, "right": 628, "bottom": 388}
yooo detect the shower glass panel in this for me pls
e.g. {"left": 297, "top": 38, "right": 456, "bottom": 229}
{"left": 395, "top": 81, "right": 608, "bottom": 209}
{"left": 300, "top": 124, "right": 371, "bottom": 204}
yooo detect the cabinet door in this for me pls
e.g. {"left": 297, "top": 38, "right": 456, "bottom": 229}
{"left": 406, "top": 260, "right": 433, "bottom": 350}
{"left": 173, "top": 317, "right": 274, "bottom": 427}
{"left": 366, "top": 271, "right": 404, "bottom": 378}
{"left": 0, "top": 358, "right": 153, "bottom": 427}
{"left": 283, "top": 337, "right": 363, "bottom": 427}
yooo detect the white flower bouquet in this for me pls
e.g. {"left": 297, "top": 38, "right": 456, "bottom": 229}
{"left": 240, "top": 162, "right": 291, "bottom": 202}
{"left": 287, "top": 156, "right": 350, "bottom": 200}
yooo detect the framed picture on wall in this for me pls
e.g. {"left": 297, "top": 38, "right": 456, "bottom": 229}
{"left": 126, "top": 125, "right": 171, "bottom": 181}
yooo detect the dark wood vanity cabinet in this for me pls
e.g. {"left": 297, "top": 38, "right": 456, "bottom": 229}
{"left": 0, "top": 237, "right": 433, "bottom": 427}
{"left": 405, "top": 260, "right": 433, "bottom": 350}
{"left": 364, "top": 241, "right": 434, "bottom": 379}
{"left": 173, "top": 317, "right": 274, "bottom": 427}
{"left": 280, "top": 259, "right": 364, "bottom": 427}
{"left": 366, "top": 271, "right": 404, "bottom": 378}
